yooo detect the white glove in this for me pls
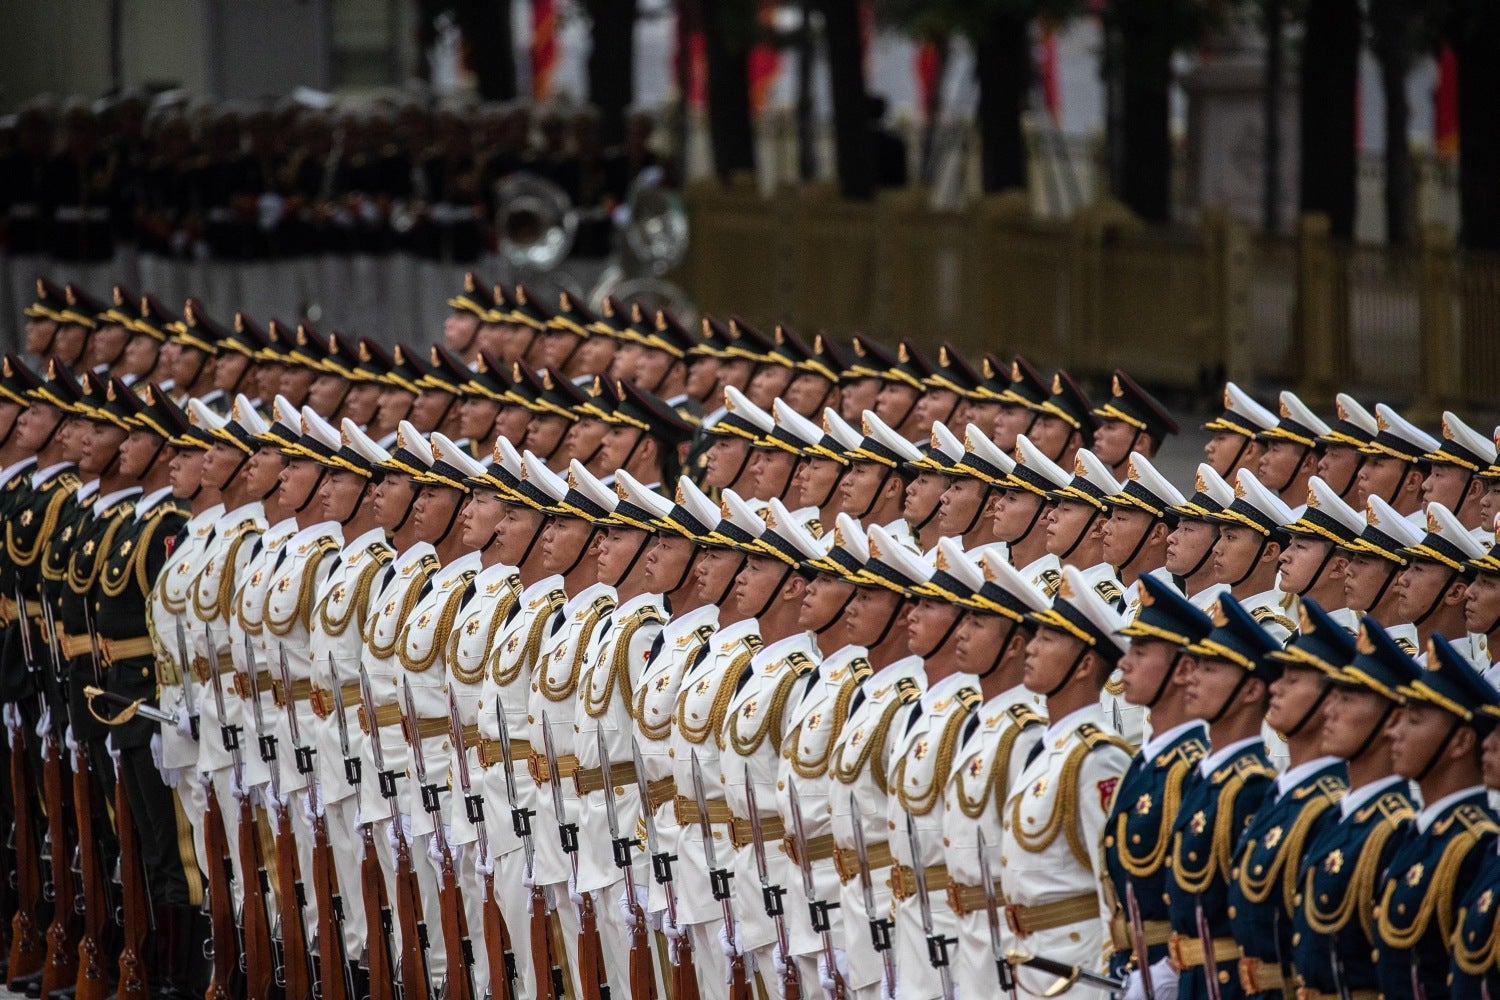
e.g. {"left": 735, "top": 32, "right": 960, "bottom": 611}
{"left": 426, "top": 826, "right": 453, "bottom": 864}
{"left": 770, "top": 940, "right": 788, "bottom": 981}
{"left": 717, "top": 923, "right": 757, "bottom": 982}
{"left": 34, "top": 706, "right": 50, "bottom": 739}
{"left": 150, "top": 732, "right": 164, "bottom": 771}
{"left": 818, "top": 948, "right": 849, "bottom": 995}
{"left": 567, "top": 871, "right": 585, "bottom": 909}
{"left": 63, "top": 724, "right": 77, "bottom": 754}
{"left": 660, "top": 913, "right": 684, "bottom": 942}
{"left": 475, "top": 854, "right": 494, "bottom": 879}
{"left": 176, "top": 705, "right": 194, "bottom": 738}
{"left": 1124, "top": 958, "right": 1179, "bottom": 1000}
{"left": 2, "top": 702, "right": 18, "bottom": 732}
{"left": 717, "top": 921, "right": 740, "bottom": 961}
{"left": 618, "top": 883, "right": 649, "bottom": 930}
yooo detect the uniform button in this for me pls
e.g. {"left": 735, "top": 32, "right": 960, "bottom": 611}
{"left": 1104, "top": 836, "right": 1114, "bottom": 848}
{"left": 1069, "top": 932, "right": 1080, "bottom": 942}
{"left": 942, "top": 838, "right": 950, "bottom": 847}
{"left": 1291, "top": 933, "right": 1300, "bottom": 946}
{"left": 777, "top": 781, "right": 785, "bottom": 791}
{"left": 1000, "top": 856, "right": 1008, "bottom": 865}
{"left": 888, "top": 821, "right": 895, "bottom": 831}
{"left": 1217, "top": 973, "right": 1229, "bottom": 985}
{"left": 1227, "top": 906, "right": 1236, "bottom": 919}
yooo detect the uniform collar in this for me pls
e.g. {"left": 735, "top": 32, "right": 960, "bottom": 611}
{"left": 1340, "top": 774, "right": 1406, "bottom": 820}
{"left": 134, "top": 485, "right": 176, "bottom": 519}
{"left": 659, "top": 603, "right": 719, "bottom": 642}
{"left": 0, "top": 456, "right": 37, "bottom": 484}
{"left": 187, "top": 503, "right": 225, "bottom": 533}
{"left": 432, "top": 550, "right": 483, "bottom": 585}
{"left": 1043, "top": 703, "right": 1102, "bottom": 747}
{"left": 31, "top": 460, "right": 73, "bottom": 488}
{"left": 218, "top": 500, "right": 264, "bottom": 530}
{"left": 563, "top": 580, "right": 615, "bottom": 614}
{"left": 1198, "top": 735, "right": 1264, "bottom": 778}
{"left": 861, "top": 654, "right": 925, "bottom": 698}
{"left": 76, "top": 477, "right": 100, "bottom": 502}
{"left": 95, "top": 484, "right": 143, "bottom": 512}
{"left": 614, "top": 591, "right": 664, "bottom": 618}
{"left": 1275, "top": 755, "right": 1343, "bottom": 799}
{"left": 1141, "top": 719, "right": 1206, "bottom": 761}
{"left": 753, "top": 630, "right": 814, "bottom": 665}
{"left": 522, "top": 573, "right": 565, "bottom": 599}
{"left": 1416, "top": 785, "right": 1489, "bottom": 833}
{"left": 342, "top": 526, "right": 388, "bottom": 556}
{"left": 285, "top": 520, "right": 341, "bottom": 549}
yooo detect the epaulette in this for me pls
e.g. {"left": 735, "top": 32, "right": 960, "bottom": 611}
{"left": 635, "top": 605, "right": 666, "bottom": 626}
{"left": 1155, "top": 736, "right": 1207, "bottom": 769}
{"left": 368, "top": 543, "right": 394, "bottom": 565}
{"left": 850, "top": 656, "right": 873, "bottom": 682}
{"left": 311, "top": 537, "right": 340, "bottom": 556}
{"left": 1219, "top": 755, "right": 1277, "bottom": 784}
{"left": 588, "top": 594, "right": 616, "bottom": 616}
{"left": 417, "top": 552, "right": 440, "bottom": 575}
{"left": 227, "top": 517, "right": 261, "bottom": 540}
{"left": 895, "top": 676, "right": 921, "bottom": 704}
{"left": 55, "top": 471, "right": 82, "bottom": 492}
{"left": 956, "top": 686, "right": 982, "bottom": 714}
{"left": 1006, "top": 702, "right": 1045, "bottom": 729}
{"left": 1370, "top": 791, "right": 1416, "bottom": 826}
{"left": 1434, "top": 803, "right": 1500, "bottom": 838}
{"left": 1306, "top": 774, "right": 1347, "bottom": 803}
{"left": 1077, "top": 721, "right": 1131, "bottom": 755}
{"left": 1247, "top": 605, "right": 1297, "bottom": 635}
{"left": 785, "top": 650, "right": 815, "bottom": 675}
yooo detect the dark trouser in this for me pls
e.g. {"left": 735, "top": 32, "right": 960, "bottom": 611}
{"left": 118, "top": 745, "right": 192, "bottom": 908}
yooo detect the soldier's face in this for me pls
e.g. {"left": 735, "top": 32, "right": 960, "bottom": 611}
{"left": 411, "top": 391, "right": 458, "bottom": 433}
{"left": 715, "top": 358, "right": 756, "bottom": 398}
{"left": 458, "top": 398, "right": 502, "bottom": 443}
{"left": 793, "top": 457, "right": 843, "bottom": 512}
{"left": 343, "top": 382, "right": 383, "bottom": 427}
{"left": 596, "top": 426, "right": 645, "bottom": 474}
{"left": 201, "top": 441, "right": 241, "bottom": 489}
{"left": 473, "top": 323, "right": 513, "bottom": 361}
{"left": 23, "top": 318, "right": 57, "bottom": 355}
{"left": 1044, "top": 500, "right": 1097, "bottom": 557}
{"left": 1421, "top": 464, "right": 1474, "bottom": 513}
{"left": 1257, "top": 441, "right": 1311, "bottom": 494}
{"left": 1465, "top": 572, "right": 1500, "bottom": 635}
{"left": 1277, "top": 536, "right": 1339, "bottom": 596}
{"left": 0, "top": 400, "right": 27, "bottom": 448}
{"left": 121, "top": 333, "right": 159, "bottom": 377}
{"left": 444, "top": 312, "right": 480, "bottom": 354}
{"left": 58, "top": 417, "right": 86, "bottom": 462}
{"left": 844, "top": 587, "right": 904, "bottom": 647}
{"left": 992, "top": 489, "right": 1045, "bottom": 544}
{"left": 1320, "top": 686, "right": 1391, "bottom": 760}
{"left": 1184, "top": 656, "right": 1249, "bottom": 719}
{"left": 907, "top": 597, "right": 961, "bottom": 658}
{"left": 306, "top": 374, "right": 347, "bottom": 418}
{"left": 937, "top": 477, "right": 989, "bottom": 536}
{"left": 377, "top": 387, "right": 415, "bottom": 427}
{"left": 213, "top": 352, "right": 251, "bottom": 394}
{"left": 86, "top": 323, "right": 129, "bottom": 369}
{"left": 912, "top": 389, "right": 959, "bottom": 436}
{"left": 963, "top": 400, "right": 1001, "bottom": 438}
{"left": 839, "top": 461, "right": 890, "bottom": 514}
{"left": 493, "top": 503, "right": 546, "bottom": 564}
{"left": 255, "top": 362, "right": 284, "bottom": 402}
{"left": 900, "top": 469, "right": 945, "bottom": 527}
{"left": 411, "top": 484, "right": 461, "bottom": 541}
{"left": 458, "top": 490, "right": 502, "bottom": 550}
{"left": 16, "top": 406, "right": 62, "bottom": 453}
{"left": 117, "top": 429, "right": 162, "bottom": 479}
{"left": 1119, "top": 639, "right": 1187, "bottom": 708}
{"left": 597, "top": 527, "right": 650, "bottom": 586}
{"left": 279, "top": 366, "right": 316, "bottom": 407}
{"left": 685, "top": 357, "right": 719, "bottom": 403}
{"left": 954, "top": 613, "right": 1019, "bottom": 674}
{"left": 704, "top": 436, "right": 751, "bottom": 489}
{"left": 494, "top": 405, "right": 531, "bottom": 448}
{"left": 372, "top": 473, "right": 416, "bottom": 531}
{"left": 1482, "top": 481, "right": 1500, "bottom": 534}
{"left": 319, "top": 469, "right": 367, "bottom": 524}
{"left": 172, "top": 346, "right": 210, "bottom": 389}
{"left": 1091, "top": 419, "right": 1140, "bottom": 470}
{"left": 1267, "top": 665, "right": 1330, "bottom": 737}
{"left": 523, "top": 414, "right": 571, "bottom": 463}
{"left": 277, "top": 457, "right": 324, "bottom": 511}
{"left": 731, "top": 554, "right": 790, "bottom": 616}
{"left": 874, "top": 383, "right": 919, "bottom": 431}
{"left": 610, "top": 342, "right": 644, "bottom": 382}
{"left": 52, "top": 324, "right": 87, "bottom": 366}
{"left": 1100, "top": 507, "right": 1156, "bottom": 568}
{"left": 747, "top": 365, "right": 793, "bottom": 411}
{"left": 540, "top": 516, "right": 596, "bottom": 574}
{"left": 643, "top": 534, "right": 696, "bottom": 595}
{"left": 1355, "top": 455, "right": 1407, "bottom": 508}
{"left": 1388, "top": 702, "right": 1462, "bottom": 780}
{"left": 785, "top": 373, "right": 834, "bottom": 418}
{"left": 1028, "top": 414, "right": 1075, "bottom": 464}
{"left": 635, "top": 351, "right": 679, "bottom": 394}
{"left": 1203, "top": 431, "right": 1257, "bottom": 478}
{"left": 838, "top": 377, "right": 880, "bottom": 423}
{"left": 80, "top": 422, "right": 128, "bottom": 475}
{"left": 1211, "top": 525, "right": 1266, "bottom": 585}
{"left": 798, "top": 574, "right": 855, "bottom": 633}
{"left": 1396, "top": 559, "right": 1463, "bottom": 622}
{"left": 992, "top": 404, "right": 1036, "bottom": 454}
{"left": 1344, "top": 553, "right": 1397, "bottom": 613}
{"left": 747, "top": 448, "right": 797, "bottom": 500}
{"left": 693, "top": 547, "right": 743, "bottom": 610}
{"left": 1317, "top": 445, "right": 1363, "bottom": 499}
{"left": 169, "top": 447, "right": 208, "bottom": 498}
{"left": 1023, "top": 625, "right": 1086, "bottom": 695}
{"left": 1484, "top": 726, "right": 1500, "bottom": 790}
{"left": 540, "top": 331, "right": 582, "bottom": 370}
{"left": 571, "top": 335, "right": 616, "bottom": 377}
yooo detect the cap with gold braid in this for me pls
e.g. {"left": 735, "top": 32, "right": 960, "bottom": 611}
{"left": 613, "top": 469, "right": 674, "bottom": 532}
{"left": 1118, "top": 572, "right": 1212, "bottom": 646}
{"left": 322, "top": 332, "right": 361, "bottom": 378}
{"left": 383, "top": 343, "right": 431, "bottom": 395}
{"left": 421, "top": 345, "right": 471, "bottom": 396}
{"left": 353, "top": 337, "right": 395, "bottom": 382}
{"left": 170, "top": 298, "right": 224, "bottom": 355}
{"left": 1005, "top": 433, "right": 1072, "bottom": 498}
{"left": 1206, "top": 469, "right": 1295, "bottom": 537}
{"left": 1034, "top": 370, "right": 1097, "bottom": 434}
{"left": 1317, "top": 393, "right": 1379, "bottom": 449}
{"left": 1259, "top": 390, "right": 1332, "bottom": 448}
{"left": 908, "top": 421, "right": 966, "bottom": 475}
{"left": 548, "top": 290, "right": 598, "bottom": 339}
{"left": 997, "top": 356, "right": 1050, "bottom": 408}
{"left": 850, "top": 522, "right": 930, "bottom": 596}
{"left": 293, "top": 407, "right": 361, "bottom": 474}
{"left": 465, "top": 351, "right": 515, "bottom": 400}
{"left": 972, "top": 548, "right": 1050, "bottom": 620}
{"left": 1045, "top": 449, "right": 1122, "bottom": 512}
{"left": 286, "top": 321, "right": 330, "bottom": 370}
{"left": 845, "top": 409, "right": 923, "bottom": 468}
{"left": 1203, "top": 382, "right": 1277, "bottom": 439}
{"left": 447, "top": 271, "right": 495, "bottom": 318}
{"left": 255, "top": 318, "right": 295, "bottom": 364}
{"left": 203, "top": 394, "right": 271, "bottom": 454}
{"left": 1348, "top": 495, "right": 1425, "bottom": 564}
{"left": 691, "top": 314, "right": 738, "bottom": 359}
{"left": 27, "top": 360, "right": 84, "bottom": 412}
{"left": 954, "top": 423, "right": 1016, "bottom": 485}
{"left": 1360, "top": 403, "right": 1439, "bottom": 463}
{"left": 642, "top": 308, "right": 699, "bottom": 359}
{"left": 220, "top": 312, "right": 269, "bottom": 358}
{"left": 842, "top": 333, "right": 899, "bottom": 380}
{"left": 589, "top": 296, "right": 636, "bottom": 341}
{"left": 251, "top": 395, "right": 306, "bottom": 455}
{"left": 1183, "top": 596, "right": 1282, "bottom": 681}
{"left": 795, "top": 331, "right": 852, "bottom": 384}
{"left": 125, "top": 383, "right": 194, "bottom": 443}
{"left": 420, "top": 432, "right": 486, "bottom": 491}
{"left": 1284, "top": 475, "right": 1365, "bottom": 548}
{"left": 1404, "top": 633, "right": 1499, "bottom": 725}
{"left": 133, "top": 294, "right": 177, "bottom": 343}
{"left": 1170, "top": 462, "right": 1236, "bottom": 521}
{"left": 652, "top": 476, "right": 731, "bottom": 542}
{"left": 1092, "top": 369, "right": 1180, "bottom": 442}
{"left": 58, "top": 284, "right": 105, "bottom": 329}
{"left": 767, "top": 398, "right": 847, "bottom": 465}
{"left": 1397, "top": 502, "right": 1486, "bottom": 573}
{"left": 1266, "top": 598, "right": 1357, "bottom": 675}
{"left": 923, "top": 342, "right": 982, "bottom": 398}
{"left": 1103, "top": 451, "right": 1186, "bottom": 518}
{"left": 722, "top": 316, "right": 774, "bottom": 363}
{"left": 752, "top": 497, "right": 825, "bottom": 567}
{"left": 1337, "top": 617, "right": 1414, "bottom": 701}
{"left": 508, "top": 284, "right": 555, "bottom": 330}
{"left": 1423, "top": 411, "right": 1496, "bottom": 473}
{"left": 913, "top": 536, "right": 983, "bottom": 603}
{"left": 707, "top": 385, "right": 774, "bottom": 442}
{"left": 375, "top": 420, "right": 434, "bottom": 479}
{"left": 25, "top": 278, "right": 67, "bottom": 322}
{"left": 1026, "top": 564, "right": 1129, "bottom": 660}
{"left": 557, "top": 459, "right": 623, "bottom": 523}
{"left": 875, "top": 339, "right": 933, "bottom": 390}
{"left": 805, "top": 511, "right": 873, "bottom": 582}
{"left": 0, "top": 354, "right": 42, "bottom": 407}
{"left": 99, "top": 284, "right": 138, "bottom": 329}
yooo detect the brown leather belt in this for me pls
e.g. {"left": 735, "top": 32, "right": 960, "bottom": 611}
{"left": 310, "top": 682, "right": 362, "bottom": 719}
{"left": 1238, "top": 957, "right": 1286, "bottom": 996}
{"left": 573, "top": 760, "right": 638, "bottom": 796}
{"left": 1167, "top": 934, "right": 1239, "bottom": 972}
{"left": 98, "top": 636, "right": 155, "bottom": 665}
{"left": 271, "top": 677, "right": 314, "bottom": 707}
{"left": 233, "top": 670, "right": 274, "bottom": 700}
{"left": 358, "top": 702, "right": 402, "bottom": 734}
{"left": 645, "top": 776, "right": 676, "bottom": 811}
{"left": 728, "top": 813, "right": 785, "bottom": 850}
{"left": 1004, "top": 893, "right": 1099, "bottom": 936}
{"left": 674, "top": 795, "right": 732, "bottom": 827}
{"left": 528, "top": 751, "right": 579, "bottom": 784}
{"left": 890, "top": 863, "right": 950, "bottom": 901}
{"left": 834, "top": 842, "right": 894, "bottom": 884}
{"left": 1109, "top": 912, "right": 1173, "bottom": 952}
{"left": 477, "top": 737, "right": 533, "bottom": 769}
{"left": 193, "top": 651, "right": 236, "bottom": 682}
{"left": 785, "top": 832, "right": 836, "bottom": 867}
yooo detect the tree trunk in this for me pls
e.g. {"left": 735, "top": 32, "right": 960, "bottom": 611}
{"left": 698, "top": 0, "right": 757, "bottom": 182}
{"left": 1114, "top": 0, "right": 1174, "bottom": 222}
{"left": 454, "top": 0, "right": 517, "bottom": 101}
{"left": 1452, "top": 3, "right": 1500, "bottom": 250}
{"left": 1299, "top": 0, "right": 1360, "bottom": 239}
{"left": 973, "top": 11, "right": 1032, "bottom": 194}
{"left": 585, "top": 0, "right": 638, "bottom": 148}
{"left": 1369, "top": 0, "right": 1414, "bottom": 245}
{"left": 818, "top": 0, "right": 874, "bottom": 199}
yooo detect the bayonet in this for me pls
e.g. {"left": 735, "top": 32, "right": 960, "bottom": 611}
{"left": 788, "top": 783, "right": 841, "bottom": 989}
{"left": 358, "top": 662, "right": 397, "bottom": 802}
{"left": 328, "top": 652, "right": 358, "bottom": 786}
{"left": 204, "top": 631, "right": 242, "bottom": 784}
{"left": 173, "top": 619, "right": 199, "bottom": 740}
{"left": 448, "top": 689, "right": 483, "bottom": 838}
{"left": 493, "top": 701, "right": 535, "bottom": 879}
{"left": 596, "top": 729, "right": 642, "bottom": 913}
{"left": 402, "top": 678, "right": 439, "bottom": 816}
{"left": 743, "top": 764, "right": 791, "bottom": 960}
{"left": 976, "top": 829, "right": 1018, "bottom": 999}
{"left": 689, "top": 750, "right": 736, "bottom": 945}
{"left": 904, "top": 809, "right": 956, "bottom": 1000}
{"left": 240, "top": 631, "right": 276, "bottom": 765}
{"left": 16, "top": 584, "right": 36, "bottom": 678}
{"left": 277, "top": 645, "right": 314, "bottom": 777}
{"left": 1330, "top": 941, "right": 1351, "bottom": 1000}
{"left": 538, "top": 712, "right": 576, "bottom": 856}
{"left": 1124, "top": 883, "right": 1154, "bottom": 1000}
{"left": 628, "top": 736, "right": 677, "bottom": 927}
{"left": 848, "top": 790, "right": 896, "bottom": 997}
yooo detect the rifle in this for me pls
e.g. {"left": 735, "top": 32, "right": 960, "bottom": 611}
{"left": 71, "top": 732, "right": 111, "bottom": 1000}
{"left": 450, "top": 690, "right": 513, "bottom": 1000}
{"left": 495, "top": 699, "right": 558, "bottom": 1000}
{"left": 112, "top": 752, "right": 149, "bottom": 1000}
{"left": 629, "top": 736, "right": 697, "bottom": 1000}
{"left": 361, "top": 664, "right": 431, "bottom": 1000}
{"left": 328, "top": 652, "right": 359, "bottom": 789}
{"left": 744, "top": 764, "right": 796, "bottom": 1000}
{"left": 5, "top": 704, "right": 44, "bottom": 984}
{"left": 689, "top": 749, "right": 750, "bottom": 1000}
{"left": 279, "top": 647, "right": 352, "bottom": 1000}
{"left": 903, "top": 808, "right": 956, "bottom": 1000}
{"left": 174, "top": 620, "right": 199, "bottom": 742}
{"left": 542, "top": 711, "right": 606, "bottom": 1000}
{"left": 847, "top": 791, "right": 896, "bottom": 998}
{"left": 1194, "top": 901, "right": 1225, "bottom": 1000}
{"left": 260, "top": 648, "right": 312, "bottom": 1000}
{"left": 403, "top": 677, "right": 474, "bottom": 1000}
{"left": 976, "top": 829, "right": 1019, "bottom": 1000}
{"left": 36, "top": 599, "right": 79, "bottom": 998}
{"left": 598, "top": 728, "right": 655, "bottom": 1000}
{"left": 787, "top": 783, "right": 844, "bottom": 1000}
{"left": 361, "top": 821, "right": 398, "bottom": 1000}
{"left": 1124, "top": 882, "right": 1154, "bottom": 1000}
{"left": 201, "top": 776, "right": 237, "bottom": 1000}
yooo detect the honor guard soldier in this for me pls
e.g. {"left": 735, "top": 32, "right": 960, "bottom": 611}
{"left": 1202, "top": 384, "right": 1278, "bottom": 481}
{"left": 1357, "top": 404, "right": 1438, "bottom": 522}
{"left": 1164, "top": 464, "right": 1236, "bottom": 613}
{"left": 1000, "top": 564, "right": 1131, "bottom": 999}
{"left": 1104, "top": 574, "right": 1212, "bottom": 992}
{"left": 1276, "top": 475, "right": 1367, "bottom": 632}
{"left": 1227, "top": 600, "right": 1352, "bottom": 1000}
{"left": 1256, "top": 391, "right": 1332, "bottom": 511}
{"left": 1419, "top": 411, "right": 1496, "bottom": 542}
{"left": 902, "top": 421, "right": 966, "bottom": 554}
{"left": 1392, "top": 503, "right": 1485, "bottom": 654}
{"left": 839, "top": 410, "right": 923, "bottom": 550}
{"left": 168, "top": 300, "right": 226, "bottom": 411}
{"left": 1091, "top": 370, "right": 1180, "bottom": 480}
{"left": 824, "top": 512, "right": 926, "bottom": 1000}
{"left": 1314, "top": 394, "right": 1380, "bottom": 504}
{"left": 1207, "top": 469, "right": 1298, "bottom": 645}
{"left": 1025, "top": 371, "right": 1095, "bottom": 472}
{"left": 1165, "top": 599, "right": 1283, "bottom": 1000}
{"left": 1375, "top": 633, "right": 1499, "bottom": 1000}
{"left": 1450, "top": 672, "right": 1500, "bottom": 1000}
{"left": 994, "top": 435, "right": 1072, "bottom": 599}
{"left": 765, "top": 399, "right": 848, "bottom": 530}
{"left": 935, "top": 540, "right": 1050, "bottom": 998}
{"left": 1292, "top": 616, "right": 1416, "bottom": 1000}
{"left": 984, "top": 356, "right": 1049, "bottom": 455}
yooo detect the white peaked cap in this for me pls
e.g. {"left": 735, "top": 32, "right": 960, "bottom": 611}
{"left": 957, "top": 423, "right": 1016, "bottom": 484}
{"left": 822, "top": 407, "right": 864, "bottom": 452}
{"left": 567, "top": 459, "right": 619, "bottom": 514}
{"left": 522, "top": 450, "right": 568, "bottom": 503}
{"left": 1009, "top": 434, "right": 1072, "bottom": 494}
{"left": 616, "top": 468, "right": 675, "bottom": 520}
{"left": 299, "top": 406, "right": 341, "bottom": 452}
{"left": 856, "top": 409, "right": 923, "bottom": 465}
{"left": 430, "top": 431, "right": 488, "bottom": 479}
{"left": 1285, "top": 475, "right": 1365, "bottom": 545}
{"left": 723, "top": 385, "right": 775, "bottom": 434}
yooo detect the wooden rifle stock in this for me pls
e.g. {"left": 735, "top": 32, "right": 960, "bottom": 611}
{"left": 482, "top": 869, "right": 514, "bottom": 1000}
{"left": 783, "top": 958, "right": 802, "bottom": 1000}
{"left": 728, "top": 953, "right": 752, "bottom": 1000}
{"left": 672, "top": 932, "right": 700, "bottom": 1000}
{"left": 201, "top": 783, "right": 236, "bottom": 1000}
{"left": 359, "top": 826, "right": 396, "bottom": 1000}
{"left": 627, "top": 901, "right": 655, "bottom": 1000}
{"left": 235, "top": 798, "right": 274, "bottom": 999}
{"left": 114, "top": 765, "right": 149, "bottom": 1000}
{"left": 310, "top": 809, "right": 349, "bottom": 1000}
{"left": 392, "top": 819, "right": 432, "bottom": 1000}
{"left": 436, "top": 839, "right": 473, "bottom": 1000}
{"left": 529, "top": 884, "right": 558, "bottom": 1000}
{"left": 39, "top": 733, "right": 78, "bottom": 997}
{"left": 272, "top": 803, "right": 313, "bottom": 1000}
{"left": 72, "top": 745, "right": 110, "bottom": 1000}
{"left": 577, "top": 892, "right": 605, "bottom": 1000}
{"left": 6, "top": 724, "right": 44, "bottom": 984}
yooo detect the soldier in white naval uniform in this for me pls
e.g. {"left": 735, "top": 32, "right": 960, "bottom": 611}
{"left": 1165, "top": 464, "right": 1235, "bottom": 613}
{"left": 934, "top": 542, "right": 1049, "bottom": 998}
{"left": 993, "top": 434, "right": 1071, "bottom": 600}
{"left": 393, "top": 431, "right": 490, "bottom": 991}
{"left": 824, "top": 513, "right": 926, "bottom": 1000}
{"left": 305, "top": 418, "right": 394, "bottom": 975}
{"left": 1001, "top": 565, "right": 1133, "bottom": 999}
{"left": 1275, "top": 475, "right": 1367, "bottom": 633}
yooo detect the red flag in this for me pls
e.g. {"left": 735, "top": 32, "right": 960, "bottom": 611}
{"left": 532, "top": 0, "right": 558, "bottom": 99}
{"left": 915, "top": 42, "right": 941, "bottom": 117}
{"left": 1038, "top": 27, "right": 1061, "bottom": 121}
{"left": 1436, "top": 44, "right": 1459, "bottom": 159}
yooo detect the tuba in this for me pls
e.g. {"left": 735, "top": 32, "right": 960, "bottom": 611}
{"left": 494, "top": 171, "right": 577, "bottom": 272}
{"left": 589, "top": 168, "right": 694, "bottom": 323}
